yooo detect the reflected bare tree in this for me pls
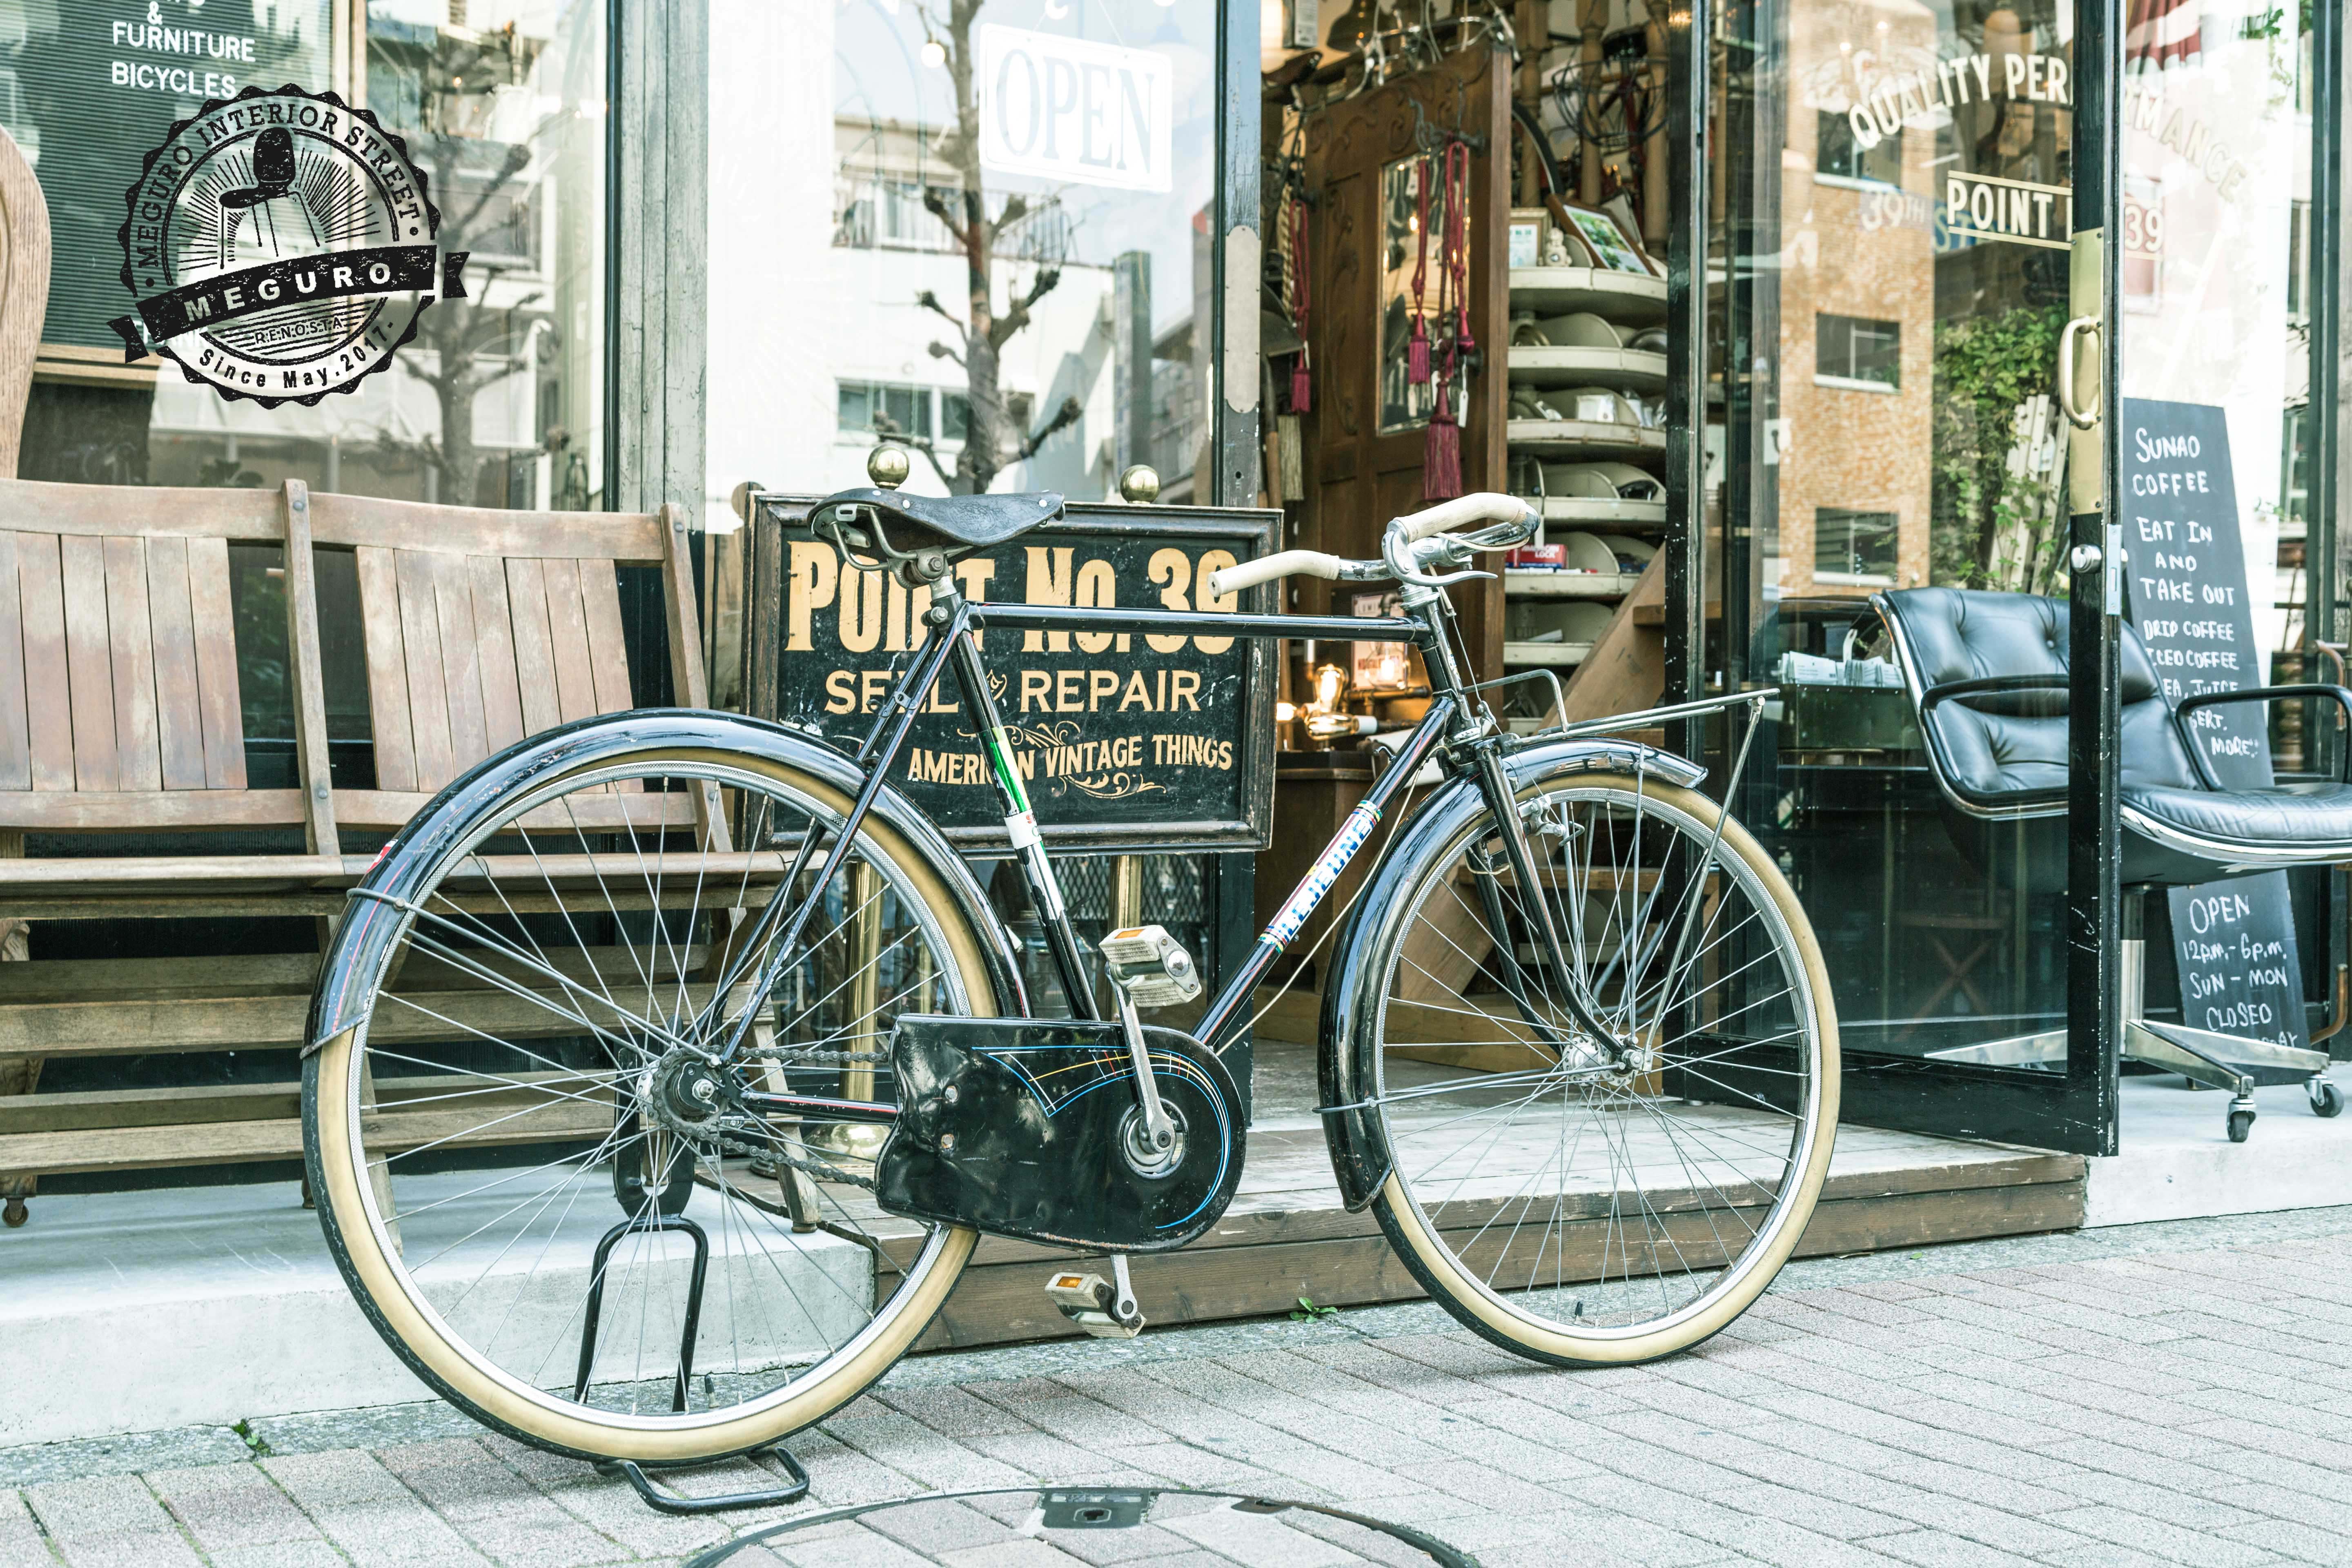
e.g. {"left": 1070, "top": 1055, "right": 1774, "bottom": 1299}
{"left": 914, "top": 0, "right": 1085, "bottom": 492}
{"left": 366, "top": 23, "right": 552, "bottom": 506}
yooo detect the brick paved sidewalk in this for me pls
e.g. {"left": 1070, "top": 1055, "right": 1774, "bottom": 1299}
{"left": 9, "top": 1209, "right": 2352, "bottom": 1567}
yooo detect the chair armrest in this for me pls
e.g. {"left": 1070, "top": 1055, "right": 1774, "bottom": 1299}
{"left": 1911, "top": 673, "right": 2072, "bottom": 813}
{"left": 2174, "top": 683, "right": 2352, "bottom": 784}
{"left": 1917, "top": 673, "right": 2072, "bottom": 717}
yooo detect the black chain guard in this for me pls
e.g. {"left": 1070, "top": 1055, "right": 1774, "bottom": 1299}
{"left": 875, "top": 1016, "right": 1245, "bottom": 1252}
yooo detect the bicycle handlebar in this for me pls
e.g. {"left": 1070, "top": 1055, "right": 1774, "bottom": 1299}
{"left": 1205, "top": 550, "right": 1351, "bottom": 598}
{"left": 1204, "top": 493, "right": 1539, "bottom": 599}
{"left": 1398, "top": 492, "right": 1540, "bottom": 543}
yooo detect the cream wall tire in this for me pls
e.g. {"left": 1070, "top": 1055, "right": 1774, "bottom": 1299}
{"left": 1360, "top": 773, "right": 1837, "bottom": 1366}
{"left": 303, "top": 742, "right": 1002, "bottom": 1463}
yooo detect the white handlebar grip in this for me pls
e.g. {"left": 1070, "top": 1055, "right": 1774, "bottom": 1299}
{"left": 1398, "top": 492, "right": 1539, "bottom": 542}
{"left": 1204, "top": 550, "right": 1346, "bottom": 598}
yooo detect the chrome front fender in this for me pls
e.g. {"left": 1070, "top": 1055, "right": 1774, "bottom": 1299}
{"left": 1316, "top": 737, "right": 1708, "bottom": 1212}
{"left": 306, "top": 708, "right": 1026, "bottom": 1052}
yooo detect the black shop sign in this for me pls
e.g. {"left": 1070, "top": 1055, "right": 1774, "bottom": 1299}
{"left": 2124, "top": 398, "right": 2309, "bottom": 1053}
{"left": 743, "top": 497, "right": 1278, "bottom": 854}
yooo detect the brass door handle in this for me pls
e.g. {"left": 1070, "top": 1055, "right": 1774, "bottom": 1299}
{"left": 2057, "top": 314, "right": 2102, "bottom": 429}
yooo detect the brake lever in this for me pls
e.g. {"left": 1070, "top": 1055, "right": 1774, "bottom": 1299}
{"left": 1384, "top": 523, "right": 1519, "bottom": 589}
{"left": 1384, "top": 528, "right": 1458, "bottom": 589}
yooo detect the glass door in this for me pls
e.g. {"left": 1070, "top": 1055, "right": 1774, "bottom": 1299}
{"left": 2100, "top": 6, "right": 2340, "bottom": 1134}
{"left": 1699, "top": 0, "right": 2132, "bottom": 1152}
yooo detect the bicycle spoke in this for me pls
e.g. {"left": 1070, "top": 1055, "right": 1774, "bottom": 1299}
{"left": 1375, "top": 774, "right": 1828, "bottom": 1345}
{"left": 318, "top": 751, "right": 986, "bottom": 1433}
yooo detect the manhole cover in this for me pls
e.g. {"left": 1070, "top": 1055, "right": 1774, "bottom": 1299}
{"left": 683, "top": 1485, "right": 1477, "bottom": 1566}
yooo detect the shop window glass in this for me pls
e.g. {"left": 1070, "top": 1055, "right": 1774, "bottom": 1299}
{"left": 2117, "top": 5, "right": 2320, "bottom": 779}
{"left": 1813, "top": 508, "right": 1899, "bottom": 584}
{"left": 1814, "top": 111, "right": 1901, "bottom": 187}
{"left": 717, "top": 0, "right": 1218, "bottom": 504}
{"left": 6, "top": 5, "right": 611, "bottom": 1084}
{"left": 1815, "top": 314, "right": 1900, "bottom": 391}
{"left": 7, "top": 4, "right": 607, "bottom": 790}
{"left": 15, "top": 3, "right": 607, "bottom": 516}
{"left": 1712, "top": 0, "right": 2323, "bottom": 1065}
{"left": 1710, "top": 0, "right": 2079, "bottom": 1060}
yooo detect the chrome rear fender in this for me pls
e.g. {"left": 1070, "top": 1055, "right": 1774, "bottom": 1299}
{"left": 307, "top": 709, "right": 1026, "bottom": 1051}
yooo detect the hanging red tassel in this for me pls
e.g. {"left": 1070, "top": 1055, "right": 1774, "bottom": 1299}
{"left": 1421, "top": 145, "right": 1461, "bottom": 501}
{"left": 1407, "top": 159, "right": 1432, "bottom": 386}
{"left": 1424, "top": 396, "right": 1462, "bottom": 499}
{"left": 1446, "top": 142, "right": 1476, "bottom": 357}
{"left": 1290, "top": 197, "right": 1313, "bottom": 413}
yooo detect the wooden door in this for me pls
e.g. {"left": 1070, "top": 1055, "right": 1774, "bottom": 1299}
{"left": 1298, "top": 45, "right": 1512, "bottom": 681}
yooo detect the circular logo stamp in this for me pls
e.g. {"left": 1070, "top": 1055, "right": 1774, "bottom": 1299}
{"left": 112, "top": 85, "right": 468, "bottom": 408}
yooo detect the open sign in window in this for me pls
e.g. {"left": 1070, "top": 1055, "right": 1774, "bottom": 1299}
{"left": 978, "top": 25, "right": 1173, "bottom": 194}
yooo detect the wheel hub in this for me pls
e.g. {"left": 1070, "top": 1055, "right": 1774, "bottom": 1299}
{"left": 646, "top": 1051, "right": 730, "bottom": 1127}
{"left": 1118, "top": 1101, "right": 1188, "bottom": 1178}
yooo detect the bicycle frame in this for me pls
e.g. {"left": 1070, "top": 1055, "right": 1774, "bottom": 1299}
{"left": 707, "top": 548, "right": 1607, "bottom": 1128}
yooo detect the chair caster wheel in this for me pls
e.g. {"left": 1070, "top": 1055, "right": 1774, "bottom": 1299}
{"left": 2228, "top": 1108, "right": 2256, "bottom": 1143}
{"left": 1, "top": 1195, "right": 24, "bottom": 1228}
{"left": 2310, "top": 1081, "right": 2343, "bottom": 1119}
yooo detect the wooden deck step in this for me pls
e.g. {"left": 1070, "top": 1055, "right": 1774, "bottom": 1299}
{"left": 807, "top": 1038, "right": 2092, "bottom": 1351}
{"left": 0, "top": 945, "right": 710, "bottom": 1056}
{"left": 862, "top": 1126, "right": 2085, "bottom": 1350}
{"left": 0, "top": 1071, "right": 612, "bottom": 1177}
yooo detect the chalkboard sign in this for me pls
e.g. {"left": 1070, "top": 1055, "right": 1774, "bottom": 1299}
{"left": 19, "top": 3, "right": 330, "bottom": 350}
{"left": 2122, "top": 397, "right": 2308, "bottom": 1051}
{"left": 744, "top": 496, "right": 1279, "bottom": 854}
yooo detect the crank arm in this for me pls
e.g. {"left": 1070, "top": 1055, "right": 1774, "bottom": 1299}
{"left": 1114, "top": 991, "right": 1176, "bottom": 1152}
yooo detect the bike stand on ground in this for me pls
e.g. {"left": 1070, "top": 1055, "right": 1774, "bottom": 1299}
{"left": 575, "top": 1211, "right": 813, "bottom": 1515}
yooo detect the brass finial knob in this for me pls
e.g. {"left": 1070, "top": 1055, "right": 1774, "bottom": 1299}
{"left": 1118, "top": 464, "right": 1161, "bottom": 504}
{"left": 867, "top": 445, "right": 912, "bottom": 490}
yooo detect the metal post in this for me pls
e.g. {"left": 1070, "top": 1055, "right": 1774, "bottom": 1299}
{"left": 2065, "top": 0, "right": 2125, "bottom": 1157}
{"left": 2310, "top": 0, "right": 2347, "bottom": 1054}
{"left": 1662, "top": 0, "right": 1711, "bottom": 765}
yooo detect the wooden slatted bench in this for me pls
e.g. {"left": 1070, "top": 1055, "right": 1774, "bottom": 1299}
{"left": 0, "top": 478, "right": 716, "bottom": 1224}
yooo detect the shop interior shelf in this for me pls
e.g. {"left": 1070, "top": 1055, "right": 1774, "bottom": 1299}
{"left": 1524, "top": 496, "right": 1667, "bottom": 528}
{"left": 1504, "top": 570, "right": 1639, "bottom": 599}
{"left": 1507, "top": 345, "right": 1668, "bottom": 392}
{"left": 1507, "top": 265, "right": 1668, "bottom": 321}
{"left": 1505, "top": 420, "right": 1666, "bottom": 461}
{"left": 1503, "top": 640, "right": 1592, "bottom": 667}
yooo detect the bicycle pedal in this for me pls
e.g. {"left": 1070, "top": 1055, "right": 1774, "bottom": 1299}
{"left": 1098, "top": 925, "right": 1203, "bottom": 1009}
{"left": 1045, "top": 1270, "right": 1145, "bottom": 1338}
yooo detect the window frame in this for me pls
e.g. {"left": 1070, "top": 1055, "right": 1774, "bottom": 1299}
{"left": 1813, "top": 312, "right": 1902, "bottom": 392}
{"left": 1811, "top": 505, "right": 1901, "bottom": 586}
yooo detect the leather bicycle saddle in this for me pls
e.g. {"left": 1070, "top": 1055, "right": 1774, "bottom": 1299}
{"left": 819, "top": 487, "right": 1066, "bottom": 549}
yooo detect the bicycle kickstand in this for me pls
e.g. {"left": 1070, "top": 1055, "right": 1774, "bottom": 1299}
{"left": 574, "top": 1210, "right": 815, "bottom": 1515}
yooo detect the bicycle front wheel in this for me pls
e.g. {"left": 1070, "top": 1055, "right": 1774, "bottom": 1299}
{"left": 1357, "top": 771, "right": 1836, "bottom": 1364}
{"left": 304, "top": 722, "right": 1004, "bottom": 1463}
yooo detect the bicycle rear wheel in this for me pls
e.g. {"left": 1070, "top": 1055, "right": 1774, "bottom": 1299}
{"left": 304, "top": 720, "right": 1005, "bottom": 1463}
{"left": 1354, "top": 771, "right": 1836, "bottom": 1364}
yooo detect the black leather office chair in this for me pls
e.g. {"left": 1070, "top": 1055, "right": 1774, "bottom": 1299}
{"left": 1873, "top": 587, "right": 2348, "bottom": 1141}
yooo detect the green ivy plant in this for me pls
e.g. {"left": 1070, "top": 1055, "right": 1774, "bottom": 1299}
{"left": 1929, "top": 303, "right": 2069, "bottom": 596}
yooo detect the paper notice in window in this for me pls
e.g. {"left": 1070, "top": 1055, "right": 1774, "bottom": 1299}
{"left": 978, "top": 25, "right": 1174, "bottom": 194}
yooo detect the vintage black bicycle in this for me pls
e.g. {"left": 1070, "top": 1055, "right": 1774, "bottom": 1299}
{"left": 300, "top": 486, "right": 1836, "bottom": 1492}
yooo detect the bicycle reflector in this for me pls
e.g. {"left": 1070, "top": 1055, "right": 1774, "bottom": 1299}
{"left": 1098, "top": 925, "right": 1203, "bottom": 1009}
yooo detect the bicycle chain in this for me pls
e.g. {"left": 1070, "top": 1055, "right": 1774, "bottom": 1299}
{"left": 745, "top": 1048, "right": 891, "bottom": 1065}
